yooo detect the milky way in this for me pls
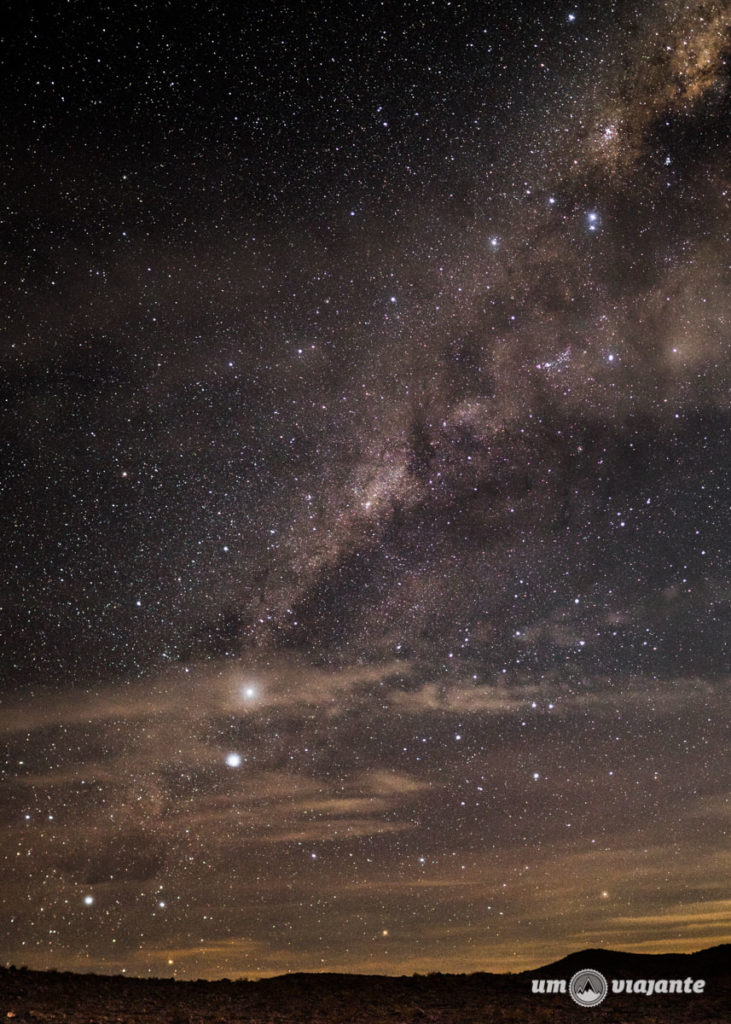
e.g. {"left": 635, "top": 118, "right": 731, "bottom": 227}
{"left": 2, "top": 0, "right": 730, "bottom": 979}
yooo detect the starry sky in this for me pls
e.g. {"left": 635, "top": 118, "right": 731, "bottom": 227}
{"left": 2, "top": 0, "right": 730, "bottom": 981}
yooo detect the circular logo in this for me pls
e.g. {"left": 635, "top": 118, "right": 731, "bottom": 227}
{"left": 569, "top": 969, "right": 608, "bottom": 1007}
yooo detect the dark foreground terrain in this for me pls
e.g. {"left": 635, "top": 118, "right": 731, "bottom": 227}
{"left": 1, "top": 945, "right": 729, "bottom": 1023}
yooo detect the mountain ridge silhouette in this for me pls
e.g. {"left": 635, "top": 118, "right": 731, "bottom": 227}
{"left": 525, "top": 942, "right": 731, "bottom": 979}
{"left": 1, "top": 943, "right": 728, "bottom": 985}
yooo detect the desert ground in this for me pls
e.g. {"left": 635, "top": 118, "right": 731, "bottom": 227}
{"left": 1, "top": 945, "right": 729, "bottom": 1023}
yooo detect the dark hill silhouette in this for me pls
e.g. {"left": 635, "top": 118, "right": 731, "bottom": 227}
{"left": 526, "top": 941, "right": 731, "bottom": 979}
{"left": 1, "top": 945, "right": 729, "bottom": 1023}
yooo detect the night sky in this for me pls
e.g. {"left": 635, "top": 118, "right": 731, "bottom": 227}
{"left": 2, "top": 0, "right": 730, "bottom": 981}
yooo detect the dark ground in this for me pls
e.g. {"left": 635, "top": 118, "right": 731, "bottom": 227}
{"left": 1, "top": 945, "right": 729, "bottom": 1023}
